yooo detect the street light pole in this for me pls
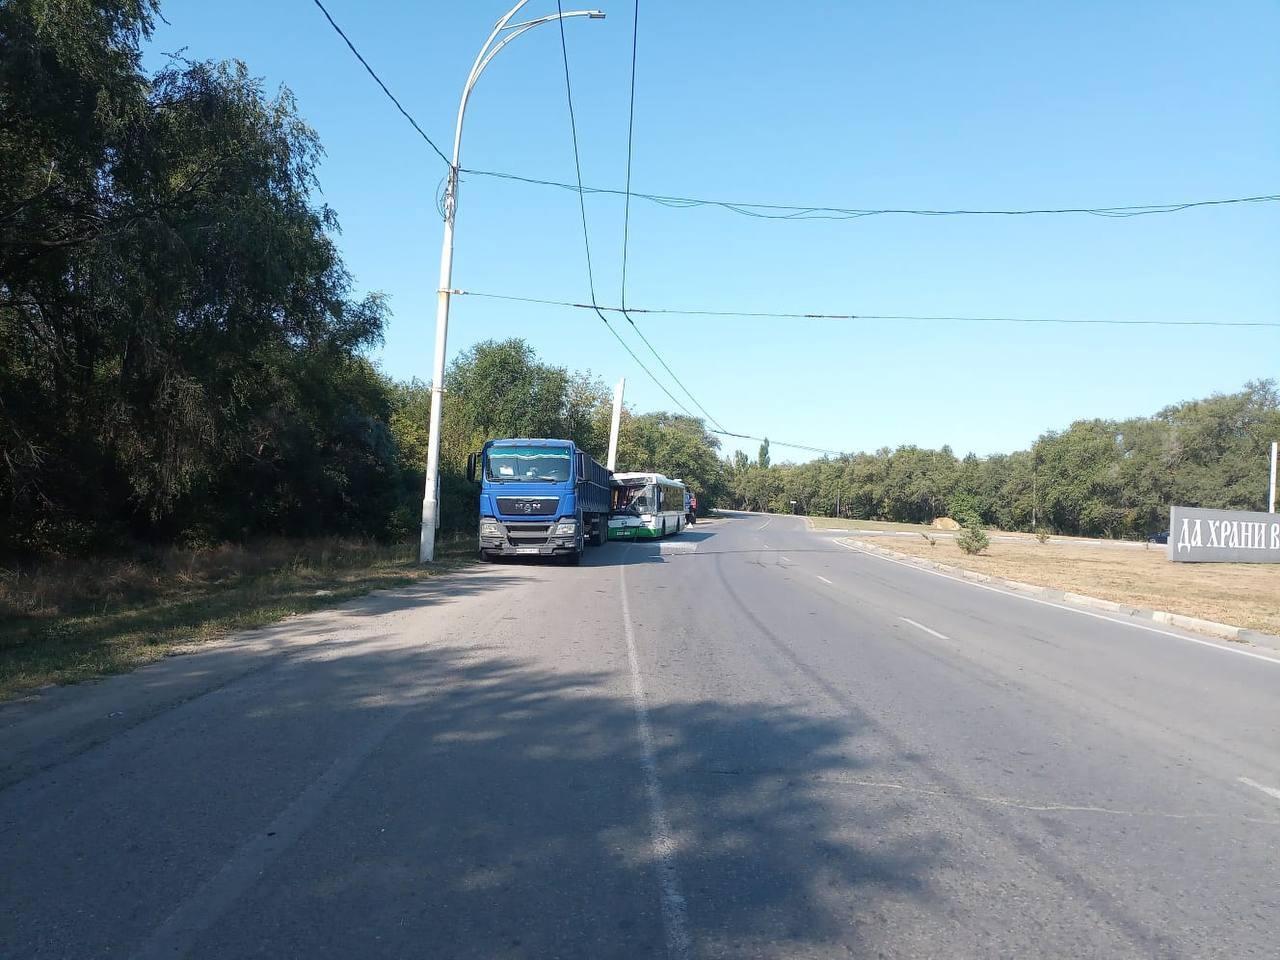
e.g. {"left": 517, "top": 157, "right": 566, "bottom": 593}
{"left": 420, "top": 1, "right": 605, "bottom": 562}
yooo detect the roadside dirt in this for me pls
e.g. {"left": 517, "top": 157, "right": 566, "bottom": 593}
{"left": 854, "top": 535, "right": 1280, "bottom": 635}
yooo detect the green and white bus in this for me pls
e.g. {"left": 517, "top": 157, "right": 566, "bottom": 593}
{"left": 608, "top": 473, "right": 688, "bottom": 540}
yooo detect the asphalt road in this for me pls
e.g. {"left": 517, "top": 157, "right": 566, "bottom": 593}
{"left": 2, "top": 512, "right": 1278, "bottom": 958}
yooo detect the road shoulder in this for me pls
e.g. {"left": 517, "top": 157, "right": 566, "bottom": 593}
{"left": 0, "top": 566, "right": 507, "bottom": 791}
{"left": 838, "top": 536, "right": 1280, "bottom": 656}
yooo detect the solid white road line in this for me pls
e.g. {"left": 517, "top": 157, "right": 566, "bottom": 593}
{"left": 619, "top": 565, "right": 692, "bottom": 960}
{"left": 899, "top": 616, "right": 950, "bottom": 641}
{"left": 816, "top": 575, "right": 833, "bottom": 585}
{"left": 837, "top": 540, "right": 1280, "bottom": 667}
{"left": 757, "top": 517, "right": 772, "bottom": 531}
{"left": 780, "top": 556, "right": 792, "bottom": 563}
{"left": 1239, "top": 777, "right": 1280, "bottom": 802}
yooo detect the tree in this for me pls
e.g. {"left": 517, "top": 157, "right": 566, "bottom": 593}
{"left": 2, "top": 6, "right": 395, "bottom": 552}
{"left": 758, "top": 437, "right": 770, "bottom": 469}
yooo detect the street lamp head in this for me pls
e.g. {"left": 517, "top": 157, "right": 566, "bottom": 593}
{"left": 506, "top": 9, "right": 605, "bottom": 31}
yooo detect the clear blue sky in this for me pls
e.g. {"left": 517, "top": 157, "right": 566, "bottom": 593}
{"left": 145, "top": 1, "right": 1279, "bottom": 461}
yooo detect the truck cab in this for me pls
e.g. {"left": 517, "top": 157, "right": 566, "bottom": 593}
{"left": 467, "top": 438, "right": 612, "bottom": 564}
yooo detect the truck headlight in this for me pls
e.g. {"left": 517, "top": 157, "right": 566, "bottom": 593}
{"left": 554, "top": 519, "right": 578, "bottom": 536}
{"left": 480, "top": 518, "right": 501, "bottom": 537}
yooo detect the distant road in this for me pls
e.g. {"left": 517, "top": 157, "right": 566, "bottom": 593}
{"left": 2, "top": 512, "right": 1278, "bottom": 958}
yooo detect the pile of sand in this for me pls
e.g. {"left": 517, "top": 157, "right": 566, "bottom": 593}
{"left": 931, "top": 517, "right": 961, "bottom": 530}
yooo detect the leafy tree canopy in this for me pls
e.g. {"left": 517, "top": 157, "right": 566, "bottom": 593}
{"left": 722, "top": 380, "right": 1280, "bottom": 539}
{"left": 2, "top": 1, "right": 391, "bottom": 552}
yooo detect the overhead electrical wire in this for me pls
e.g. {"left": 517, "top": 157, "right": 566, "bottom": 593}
{"left": 462, "top": 168, "right": 1280, "bottom": 222}
{"left": 450, "top": 290, "right": 1280, "bottom": 329}
{"left": 550, "top": 0, "right": 700, "bottom": 421}
{"left": 315, "top": 4, "right": 1276, "bottom": 455}
{"left": 712, "top": 431, "right": 846, "bottom": 458}
{"left": 615, "top": 0, "right": 729, "bottom": 434}
{"left": 310, "top": 1, "right": 1275, "bottom": 223}
{"left": 551, "top": 6, "right": 833, "bottom": 458}
{"left": 619, "top": 0, "right": 640, "bottom": 311}
{"left": 311, "top": 0, "right": 452, "bottom": 166}
{"left": 312, "top": 1, "right": 836, "bottom": 454}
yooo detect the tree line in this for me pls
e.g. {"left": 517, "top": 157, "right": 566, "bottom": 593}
{"left": 725, "top": 380, "right": 1280, "bottom": 539}
{"left": 0, "top": 1, "right": 726, "bottom": 557}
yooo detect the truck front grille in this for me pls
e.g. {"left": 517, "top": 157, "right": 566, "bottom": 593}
{"left": 505, "top": 522, "right": 553, "bottom": 545}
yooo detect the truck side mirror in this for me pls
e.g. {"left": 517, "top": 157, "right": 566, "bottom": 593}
{"left": 466, "top": 452, "right": 477, "bottom": 483}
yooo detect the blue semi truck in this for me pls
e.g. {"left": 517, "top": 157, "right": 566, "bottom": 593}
{"left": 466, "top": 438, "right": 612, "bottom": 564}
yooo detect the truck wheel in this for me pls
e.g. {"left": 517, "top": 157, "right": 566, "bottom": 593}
{"left": 564, "top": 549, "right": 582, "bottom": 566}
{"left": 478, "top": 549, "right": 495, "bottom": 563}
{"left": 593, "top": 518, "right": 607, "bottom": 546}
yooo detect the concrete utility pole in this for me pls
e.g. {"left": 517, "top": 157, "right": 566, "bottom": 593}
{"left": 419, "top": 1, "right": 605, "bottom": 562}
{"left": 1269, "top": 440, "right": 1277, "bottom": 514}
{"left": 607, "top": 378, "right": 625, "bottom": 471}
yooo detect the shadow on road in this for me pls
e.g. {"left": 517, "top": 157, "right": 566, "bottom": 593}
{"left": 226, "top": 645, "right": 939, "bottom": 957}
{"left": 0, "top": 566, "right": 527, "bottom": 788}
{"left": 1, "top": 638, "right": 943, "bottom": 959}
{"left": 487, "top": 530, "right": 727, "bottom": 568}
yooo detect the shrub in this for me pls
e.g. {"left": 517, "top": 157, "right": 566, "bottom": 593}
{"left": 1034, "top": 528, "right": 1051, "bottom": 544}
{"left": 957, "top": 520, "right": 989, "bottom": 555}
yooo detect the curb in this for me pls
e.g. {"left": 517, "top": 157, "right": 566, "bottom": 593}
{"left": 838, "top": 537, "right": 1280, "bottom": 654}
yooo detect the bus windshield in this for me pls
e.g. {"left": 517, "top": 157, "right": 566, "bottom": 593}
{"left": 613, "top": 482, "right": 653, "bottom": 515}
{"left": 485, "top": 446, "right": 571, "bottom": 483}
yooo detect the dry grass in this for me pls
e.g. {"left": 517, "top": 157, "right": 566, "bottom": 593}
{"left": 855, "top": 536, "right": 1280, "bottom": 635}
{"left": 812, "top": 516, "right": 1150, "bottom": 547}
{"left": 0, "top": 536, "right": 475, "bottom": 701}
{"left": 807, "top": 517, "right": 941, "bottom": 534}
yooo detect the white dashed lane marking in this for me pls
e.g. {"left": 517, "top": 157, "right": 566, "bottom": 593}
{"left": 899, "top": 616, "right": 950, "bottom": 641}
{"left": 1239, "top": 777, "right": 1280, "bottom": 802}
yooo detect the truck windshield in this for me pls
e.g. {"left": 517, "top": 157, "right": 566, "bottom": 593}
{"left": 485, "top": 446, "right": 571, "bottom": 483}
